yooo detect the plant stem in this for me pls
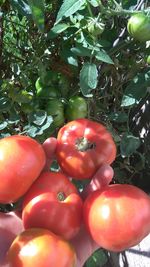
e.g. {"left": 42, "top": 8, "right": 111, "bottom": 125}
{"left": 108, "top": 7, "right": 150, "bottom": 16}
{"left": 87, "top": 1, "right": 94, "bottom": 18}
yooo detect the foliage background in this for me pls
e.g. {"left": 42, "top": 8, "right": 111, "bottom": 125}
{"left": 0, "top": 0, "right": 150, "bottom": 266}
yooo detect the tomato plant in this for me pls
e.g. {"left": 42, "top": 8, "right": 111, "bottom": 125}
{"left": 0, "top": 135, "right": 46, "bottom": 204}
{"left": 46, "top": 99, "right": 65, "bottom": 127}
{"left": 7, "top": 228, "right": 76, "bottom": 267}
{"left": 56, "top": 118, "right": 116, "bottom": 179}
{"left": 65, "top": 96, "right": 88, "bottom": 121}
{"left": 127, "top": 13, "right": 150, "bottom": 42}
{"left": 22, "top": 171, "right": 83, "bottom": 240}
{"left": 84, "top": 184, "right": 150, "bottom": 252}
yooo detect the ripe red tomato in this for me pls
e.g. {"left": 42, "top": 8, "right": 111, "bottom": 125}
{"left": 83, "top": 184, "right": 150, "bottom": 252}
{"left": 7, "top": 228, "right": 76, "bottom": 267}
{"left": 22, "top": 171, "right": 83, "bottom": 240}
{"left": 56, "top": 118, "right": 116, "bottom": 179}
{"left": 0, "top": 135, "right": 46, "bottom": 204}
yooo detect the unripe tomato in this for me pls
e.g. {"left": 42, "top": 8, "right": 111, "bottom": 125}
{"left": 84, "top": 184, "right": 150, "bottom": 252}
{"left": 127, "top": 13, "right": 150, "bottom": 42}
{"left": 0, "top": 135, "right": 46, "bottom": 204}
{"left": 87, "top": 17, "right": 105, "bottom": 36}
{"left": 46, "top": 99, "right": 65, "bottom": 127}
{"left": 7, "top": 228, "right": 76, "bottom": 267}
{"left": 65, "top": 96, "right": 88, "bottom": 121}
{"left": 35, "top": 77, "right": 60, "bottom": 99}
{"left": 147, "top": 55, "right": 150, "bottom": 64}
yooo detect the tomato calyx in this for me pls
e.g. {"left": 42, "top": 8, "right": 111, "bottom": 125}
{"left": 57, "top": 192, "right": 66, "bottom": 201}
{"left": 75, "top": 137, "right": 96, "bottom": 152}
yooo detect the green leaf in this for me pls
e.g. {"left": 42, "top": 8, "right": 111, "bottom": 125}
{"left": 56, "top": 0, "right": 86, "bottom": 23}
{"left": 86, "top": 249, "right": 108, "bottom": 267}
{"left": 95, "top": 50, "right": 114, "bottom": 64}
{"left": 108, "top": 112, "right": 128, "bottom": 123}
{"left": 120, "top": 133, "right": 141, "bottom": 157}
{"left": 88, "top": 0, "right": 99, "bottom": 7}
{"left": 121, "top": 71, "right": 150, "bottom": 107}
{"left": 0, "top": 121, "right": 7, "bottom": 130}
{"left": 0, "top": 97, "right": 12, "bottom": 112}
{"left": 27, "top": 0, "right": 45, "bottom": 32}
{"left": 60, "top": 44, "right": 78, "bottom": 67}
{"left": 47, "top": 23, "right": 69, "bottom": 39}
{"left": 8, "top": 112, "right": 20, "bottom": 124}
{"left": 80, "top": 62, "right": 98, "bottom": 96}
{"left": 28, "top": 110, "right": 47, "bottom": 126}
{"left": 71, "top": 45, "right": 92, "bottom": 57}
{"left": 9, "top": 0, "right": 31, "bottom": 17}
{"left": 24, "top": 115, "right": 53, "bottom": 137}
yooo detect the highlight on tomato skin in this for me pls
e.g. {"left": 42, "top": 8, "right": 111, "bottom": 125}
{"left": 0, "top": 135, "right": 46, "bottom": 204}
{"left": 6, "top": 228, "right": 77, "bottom": 267}
{"left": 56, "top": 118, "right": 117, "bottom": 180}
{"left": 83, "top": 184, "right": 150, "bottom": 252}
{"left": 22, "top": 171, "right": 83, "bottom": 240}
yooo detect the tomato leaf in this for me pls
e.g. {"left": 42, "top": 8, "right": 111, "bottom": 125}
{"left": 95, "top": 50, "right": 114, "bottom": 64}
{"left": 71, "top": 45, "right": 92, "bottom": 57}
{"left": 80, "top": 62, "right": 98, "bottom": 96}
{"left": 9, "top": 0, "right": 32, "bottom": 17}
{"left": 27, "top": 0, "right": 45, "bottom": 32}
{"left": 121, "top": 71, "right": 150, "bottom": 107}
{"left": 85, "top": 249, "right": 108, "bottom": 267}
{"left": 88, "top": 0, "right": 99, "bottom": 7}
{"left": 0, "top": 121, "right": 7, "bottom": 130}
{"left": 47, "top": 23, "right": 69, "bottom": 39}
{"left": 108, "top": 112, "right": 128, "bottom": 123}
{"left": 28, "top": 110, "right": 47, "bottom": 126}
{"left": 0, "top": 97, "right": 12, "bottom": 112}
{"left": 24, "top": 115, "right": 53, "bottom": 137}
{"left": 120, "top": 133, "right": 141, "bottom": 157}
{"left": 56, "top": 0, "right": 86, "bottom": 23}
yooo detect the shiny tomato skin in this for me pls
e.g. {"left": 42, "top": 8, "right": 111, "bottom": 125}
{"left": 127, "top": 13, "right": 150, "bottom": 42}
{"left": 65, "top": 96, "right": 88, "bottom": 121}
{"left": 22, "top": 171, "right": 83, "bottom": 240}
{"left": 7, "top": 228, "right": 76, "bottom": 267}
{"left": 56, "top": 118, "right": 116, "bottom": 179}
{"left": 84, "top": 184, "right": 150, "bottom": 252}
{"left": 0, "top": 135, "right": 46, "bottom": 204}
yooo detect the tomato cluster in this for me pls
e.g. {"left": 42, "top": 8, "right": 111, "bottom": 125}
{"left": 0, "top": 118, "right": 150, "bottom": 267}
{"left": 35, "top": 72, "right": 88, "bottom": 129}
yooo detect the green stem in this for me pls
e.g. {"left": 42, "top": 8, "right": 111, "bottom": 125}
{"left": 87, "top": 1, "right": 94, "bottom": 18}
{"left": 108, "top": 8, "right": 150, "bottom": 16}
{"left": 106, "top": 7, "right": 150, "bottom": 17}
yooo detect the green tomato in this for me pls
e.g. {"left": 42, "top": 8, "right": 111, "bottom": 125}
{"left": 87, "top": 17, "right": 105, "bottom": 37}
{"left": 65, "top": 96, "right": 88, "bottom": 121}
{"left": 35, "top": 77, "right": 60, "bottom": 99}
{"left": 127, "top": 13, "right": 150, "bottom": 42}
{"left": 147, "top": 55, "right": 150, "bottom": 64}
{"left": 46, "top": 99, "right": 65, "bottom": 127}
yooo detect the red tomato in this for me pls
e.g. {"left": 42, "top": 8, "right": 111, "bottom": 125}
{"left": 84, "top": 184, "right": 150, "bottom": 252}
{"left": 7, "top": 228, "right": 76, "bottom": 267}
{"left": 0, "top": 135, "right": 46, "bottom": 204}
{"left": 22, "top": 171, "right": 83, "bottom": 240}
{"left": 42, "top": 137, "right": 57, "bottom": 171}
{"left": 56, "top": 118, "right": 116, "bottom": 179}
